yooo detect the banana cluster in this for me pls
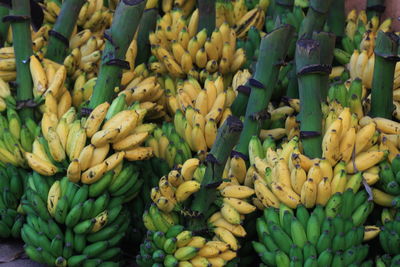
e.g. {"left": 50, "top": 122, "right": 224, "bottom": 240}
{"left": 232, "top": 0, "right": 267, "bottom": 39}
{"left": 243, "top": 105, "right": 397, "bottom": 209}
{"left": 0, "top": 47, "right": 17, "bottom": 82}
{"left": 376, "top": 255, "right": 400, "bottom": 267}
{"left": 151, "top": 158, "right": 203, "bottom": 213}
{"left": 253, "top": 189, "right": 375, "bottom": 267}
{"left": 117, "top": 74, "right": 168, "bottom": 120}
{"left": 342, "top": 9, "right": 392, "bottom": 56}
{"left": 0, "top": 165, "right": 27, "bottom": 239}
{"left": 379, "top": 209, "right": 400, "bottom": 257}
{"left": 149, "top": 9, "right": 246, "bottom": 77}
{"left": 163, "top": 75, "right": 235, "bottom": 153}
{"left": 21, "top": 176, "right": 129, "bottom": 266}
{"left": 64, "top": 100, "right": 154, "bottom": 183}
{"left": 42, "top": 0, "right": 113, "bottom": 32}
{"left": 146, "top": 123, "right": 192, "bottom": 168}
{"left": 140, "top": 205, "right": 238, "bottom": 267}
{"left": 0, "top": 108, "right": 40, "bottom": 167}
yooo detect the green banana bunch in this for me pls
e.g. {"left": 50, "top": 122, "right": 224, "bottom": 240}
{"left": 0, "top": 109, "right": 39, "bottom": 167}
{"left": 147, "top": 121, "right": 192, "bottom": 168}
{"left": 379, "top": 210, "right": 400, "bottom": 256}
{"left": 0, "top": 165, "right": 27, "bottom": 239}
{"left": 237, "top": 26, "right": 262, "bottom": 70}
{"left": 376, "top": 254, "right": 400, "bottom": 267}
{"left": 253, "top": 189, "right": 374, "bottom": 266}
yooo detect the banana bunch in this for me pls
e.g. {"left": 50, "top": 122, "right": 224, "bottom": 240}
{"left": 342, "top": 9, "right": 392, "bottom": 55}
{"left": 247, "top": 105, "right": 394, "bottom": 209}
{"left": 42, "top": 0, "right": 113, "bottom": 32}
{"left": 29, "top": 55, "right": 72, "bottom": 111}
{"left": 0, "top": 165, "right": 27, "bottom": 239}
{"left": 146, "top": 123, "right": 192, "bottom": 168}
{"left": 232, "top": 0, "right": 268, "bottom": 39}
{"left": 117, "top": 74, "right": 169, "bottom": 120}
{"left": 253, "top": 189, "right": 375, "bottom": 267}
{"left": 0, "top": 46, "right": 17, "bottom": 81}
{"left": 21, "top": 176, "right": 130, "bottom": 266}
{"left": 64, "top": 30, "right": 106, "bottom": 80}
{"left": 379, "top": 208, "right": 400, "bottom": 257}
{"left": 63, "top": 100, "right": 154, "bottom": 182}
{"left": 140, "top": 205, "right": 238, "bottom": 267}
{"left": 163, "top": 75, "right": 236, "bottom": 154}
{"left": 149, "top": 9, "right": 246, "bottom": 78}
{"left": 161, "top": 0, "right": 196, "bottom": 16}
{"left": 0, "top": 108, "right": 38, "bottom": 167}
{"left": 150, "top": 158, "right": 204, "bottom": 213}
{"left": 369, "top": 155, "right": 400, "bottom": 208}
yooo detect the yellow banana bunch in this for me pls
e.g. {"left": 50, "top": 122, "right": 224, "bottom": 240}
{"left": 149, "top": 9, "right": 246, "bottom": 78}
{"left": 234, "top": 6, "right": 265, "bottom": 39}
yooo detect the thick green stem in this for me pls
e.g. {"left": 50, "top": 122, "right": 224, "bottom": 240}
{"left": 0, "top": 5, "right": 9, "bottom": 47}
{"left": 296, "top": 39, "right": 326, "bottom": 158}
{"left": 285, "top": 62, "right": 299, "bottom": 98}
{"left": 298, "top": 0, "right": 334, "bottom": 39}
{"left": 327, "top": 0, "right": 345, "bottom": 39}
{"left": 89, "top": 0, "right": 146, "bottom": 109}
{"left": 10, "top": 0, "right": 33, "bottom": 121}
{"left": 231, "top": 84, "right": 250, "bottom": 117}
{"left": 367, "top": 0, "right": 385, "bottom": 20}
{"left": 370, "top": 31, "right": 399, "bottom": 119}
{"left": 45, "top": 0, "right": 85, "bottom": 63}
{"left": 135, "top": 8, "right": 158, "bottom": 65}
{"left": 190, "top": 116, "right": 242, "bottom": 229}
{"left": 197, "top": 0, "right": 215, "bottom": 35}
{"left": 235, "top": 25, "right": 295, "bottom": 156}
{"left": 312, "top": 32, "right": 336, "bottom": 102}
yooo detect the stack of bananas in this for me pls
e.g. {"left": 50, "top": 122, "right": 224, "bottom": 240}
{"left": 25, "top": 93, "right": 156, "bottom": 179}
{"left": 253, "top": 190, "right": 376, "bottom": 267}
{"left": 0, "top": 47, "right": 17, "bottom": 81}
{"left": 0, "top": 107, "right": 38, "bottom": 167}
{"left": 149, "top": 9, "right": 246, "bottom": 78}
{"left": 232, "top": 0, "right": 268, "bottom": 39}
{"left": 245, "top": 105, "right": 396, "bottom": 209}
{"left": 162, "top": 74, "right": 240, "bottom": 154}
{"left": 140, "top": 205, "right": 238, "bottom": 267}
{"left": 146, "top": 123, "right": 192, "bottom": 168}
{"left": 41, "top": 0, "right": 113, "bottom": 32}
{"left": 117, "top": 74, "right": 169, "bottom": 121}
{"left": 376, "top": 255, "right": 400, "bottom": 267}
{"left": 21, "top": 176, "right": 130, "bottom": 266}
{"left": 30, "top": 55, "right": 72, "bottom": 110}
{"left": 379, "top": 208, "right": 400, "bottom": 258}
{"left": 144, "top": 156, "right": 257, "bottom": 266}
{"left": 0, "top": 165, "right": 27, "bottom": 239}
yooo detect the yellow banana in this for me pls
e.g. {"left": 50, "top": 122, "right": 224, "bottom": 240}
{"left": 84, "top": 102, "right": 110, "bottom": 137}
{"left": 81, "top": 161, "right": 108, "bottom": 184}
{"left": 124, "top": 146, "right": 153, "bottom": 161}
{"left": 25, "top": 152, "right": 58, "bottom": 176}
{"left": 176, "top": 180, "right": 201, "bottom": 202}
{"left": 67, "top": 159, "right": 81, "bottom": 183}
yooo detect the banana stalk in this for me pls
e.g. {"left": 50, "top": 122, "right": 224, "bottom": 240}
{"left": 370, "top": 31, "right": 399, "bottom": 119}
{"left": 296, "top": 39, "right": 326, "bottom": 158}
{"left": 0, "top": 5, "right": 9, "bottom": 46}
{"left": 285, "top": 62, "right": 298, "bottom": 98}
{"left": 298, "top": 0, "right": 334, "bottom": 39}
{"left": 190, "top": 116, "right": 243, "bottom": 229}
{"left": 367, "top": 0, "right": 385, "bottom": 20}
{"left": 234, "top": 24, "right": 295, "bottom": 157}
{"left": 89, "top": 0, "right": 146, "bottom": 109}
{"left": 327, "top": 0, "right": 345, "bottom": 39}
{"left": 9, "top": 0, "right": 33, "bottom": 121}
{"left": 231, "top": 84, "right": 250, "bottom": 117}
{"left": 135, "top": 8, "right": 158, "bottom": 65}
{"left": 312, "top": 31, "right": 335, "bottom": 101}
{"left": 197, "top": 0, "right": 215, "bottom": 35}
{"left": 45, "top": 0, "right": 85, "bottom": 63}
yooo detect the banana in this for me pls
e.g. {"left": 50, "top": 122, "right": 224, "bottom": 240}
{"left": 345, "top": 151, "right": 385, "bottom": 173}
{"left": 46, "top": 127, "right": 65, "bottom": 162}
{"left": 175, "top": 180, "right": 201, "bottom": 202}
{"left": 25, "top": 152, "right": 58, "bottom": 176}
{"left": 81, "top": 162, "right": 108, "bottom": 184}
{"left": 91, "top": 128, "right": 119, "bottom": 147}
{"left": 67, "top": 159, "right": 81, "bottom": 183}
{"left": 221, "top": 185, "right": 255, "bottom": 199}
{"left": 181, "top": 158, "right": 200, "bottom": 181}
{"left": 124, "top": 147, "right": 153, "bottom": 161}
{"left": 85, "top": 102, "right": 110, "bottom": 137}
{"left": 112, "top": 132, "right": 148, "bottom": 151}
{"left": 47, "top": 181, "right": 61, "bottom": 216}
{"left": 254, "top": 179, "right": 280, "bottom": 208}
{"left": 78, "top": 144, "right": 95, "bottom": 171}
{"left": 30, "top": 55, "right": 47, "bottom": 97}
{"left": 223, "top": 197, "right": 256, "bottom": 214}
{"left": 214, "top": 227, "right": 239, "bottom": 251}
